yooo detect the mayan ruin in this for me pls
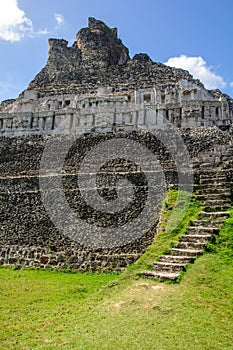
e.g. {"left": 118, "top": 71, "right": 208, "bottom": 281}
{"left": 0, "top": 18, "right": 232, "bottom": 275}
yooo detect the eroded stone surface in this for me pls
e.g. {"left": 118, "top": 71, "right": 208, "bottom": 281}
{"left": 0, "top": 18, "right": 232, "bottom": 135}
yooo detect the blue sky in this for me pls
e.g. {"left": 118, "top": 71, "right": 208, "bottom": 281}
{"left": 0, "top": 0, "right": 233, "bottom": 102}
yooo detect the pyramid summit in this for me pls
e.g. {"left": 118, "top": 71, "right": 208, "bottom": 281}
{"left": 0, "top": 17, "right": 232, "bottom": 134}
{"left": 28, "top": 17, "right": 193, "bottom": 96}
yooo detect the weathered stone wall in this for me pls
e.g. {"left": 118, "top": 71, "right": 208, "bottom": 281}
{"left": 0, "top": 127, "right": 232, "bottom": 270}
{"left": 1, "top": 18, "right": 232, "bottom": 132}
{"left": 1, "top": 93, "right": 232, "bottom": 136}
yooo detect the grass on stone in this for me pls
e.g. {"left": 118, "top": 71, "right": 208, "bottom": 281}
{"left": 126, "top": 189, "right": 204, "bottom": 273}
{"left": 206, "top": 207, "right": 233, "bottom": 263}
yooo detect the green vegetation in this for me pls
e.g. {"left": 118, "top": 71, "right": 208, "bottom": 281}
{"left": 126, "top": 189, "right": 204, "bottom": 273}
{"left": 207, "top": 208, "right": 233, "bottom": 263}
{"left": 0, "top": 191, "right": 232, "bottom": 350}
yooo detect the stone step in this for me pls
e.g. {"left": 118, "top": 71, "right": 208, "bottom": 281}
{"left": 197, "top": 182, "right": 232, "bottom": 189}
{"left": 186, "top": 226, "right": 219, "bottom": 235}
{"left": 191, "top": 219, "right": 224, "bottom": 227}
{"left": 204, "top": 199, "right": 232, "bottom": 205}
{"left": 140, "top": 270, "right": 180, "bottom": 281}
{"left": 196, "top": 187, "right": 231, "bottom": 195}
{"left": 198, "top": 162, "right": 215, "bottom": 169}
{"left": 194, "top": 189, "right": 232, "bottom": 197}
{"left": 196, "top": 193, "right": 231, "bottom": 201}
{"left": 200, "top": 177, "right": 229, "bottom": 185}
{"left": 200, "top": 172, "right": 229, "bottom": 179}
{"left": 141, "top": 196, "right": 231, "bottom": 282}
{"left": 180, "top": 234, "right": 213, "bottom": 243}
{"left": 205, "top": 204, "right": 231, "bottom": 212}
{"left": 223, "top": 164, "right": 233, "bottom": 171}
{"left": 198, "top": 211, "right": 230, "bottom": 219}
{"left": 159, "top": 255, "right": 194, "bottom": 264}
{"left": 175, "top": 241, "right": 207, "bottom": 250}
{"left": 200, "top": 174, "right": 227, "bottom": 180}
{"left": 170, "top": 248, "right": 202, "bottom": 257}
{"left": 152, "top": 261, "right": 186, "bottom": 273}
{"left": 199, "top": 178, "right": 231, "bottom": 185}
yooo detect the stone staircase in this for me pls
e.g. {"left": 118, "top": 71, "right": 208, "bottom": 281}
{"left": 141, "top": 163, "right": 232, "bottom": 281}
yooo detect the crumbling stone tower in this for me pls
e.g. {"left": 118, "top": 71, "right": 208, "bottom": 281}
{"left": 1, "top": 18, "right": 232, "bottom": 135}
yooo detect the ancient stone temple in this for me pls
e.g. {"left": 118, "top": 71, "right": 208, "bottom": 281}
{"left": 1, "top": 17, "right": 232, "bottom": 135}
{"left": 0, "top": 18, "right": 232, "bottom": 271}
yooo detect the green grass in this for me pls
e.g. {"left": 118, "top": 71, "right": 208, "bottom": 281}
{"left": 0, "top": 192, "right": 232, "bottom": 350}
{"left": 207, "top": 208, "right": 233, "bottom": 263}
{"left": 0, "top": 269, "right": 120, "bottom": 349}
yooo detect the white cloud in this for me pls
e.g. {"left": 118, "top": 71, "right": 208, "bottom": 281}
{"left": 0, "top": 0, "right": 34, "bottom": 41}
{"left": 36, "top": 28, "right": 49, "bottom": 36}
{"left": 230, "top": 82, "right": 233, "bottom": 88}
{"left": 55, "top": 13, "right": 64, "bottom": 26}
{"left": 164, "top": 55, "right": 226, "bottom": 90}
{"left": 0, "top": 0, "right": 50, "bottom": 42}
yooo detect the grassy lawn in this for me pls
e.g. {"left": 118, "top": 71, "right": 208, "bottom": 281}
{"left": 0, "top": 270, "right": 120, "bottom": 349}
{"left": 0, "top": 195, "right": 232, "bottom": 349}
